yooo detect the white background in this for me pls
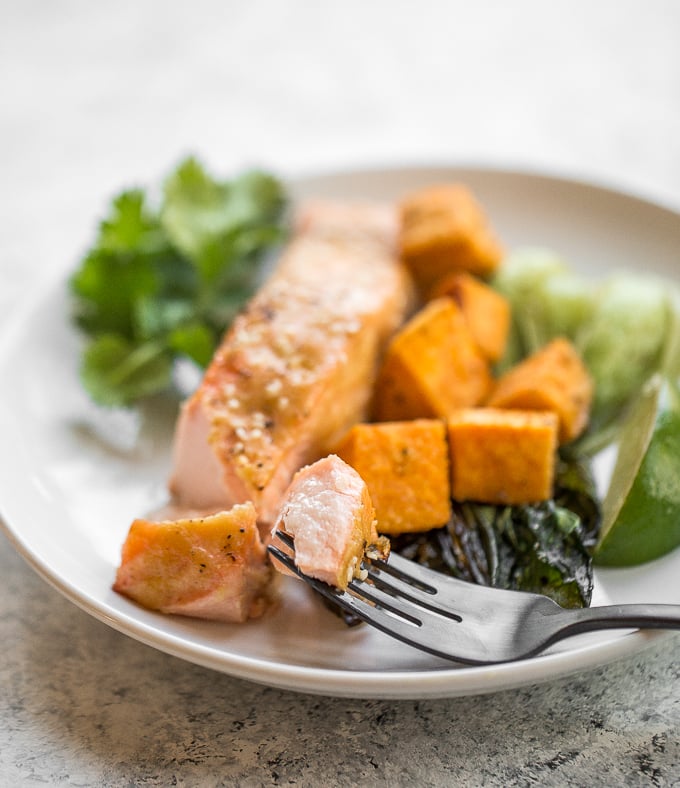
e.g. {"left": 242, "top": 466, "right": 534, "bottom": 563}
{"left": 3, "top": 1, "right": 680, "bottom": 303}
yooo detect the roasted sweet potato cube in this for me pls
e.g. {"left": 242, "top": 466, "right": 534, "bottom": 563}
{"left": 113, "top": 503, "right": 272, "bottom": 622}
{"left": 373, "top": 298, "right": 492, "bottom": 422}
{"left": 486, "top": 337, "right": 593, "bottom": 443}
{"left": 336, "top": 420, "right": 451, "bottom": 534}
{"left": 429, "top": 271, "right": 511, "bottom": 362}
{"left": 448, "top": 409, "right": 559, "bottom": 504}
{"left": 399, "top": 184, "right": 504, "bottom": 293}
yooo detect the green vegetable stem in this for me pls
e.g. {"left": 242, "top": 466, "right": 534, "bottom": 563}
{"left": 70, "top": 158, "right": 287, "bottom": 407}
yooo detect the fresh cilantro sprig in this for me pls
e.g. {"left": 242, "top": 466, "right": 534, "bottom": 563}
{"left": 70, "top": 158, "right": 287, "bottom": 407}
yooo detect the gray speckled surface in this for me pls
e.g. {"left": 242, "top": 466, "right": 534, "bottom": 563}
{"left": 2, "top": 1, "right": 680, "bottom": 784}
{"left": 1, "top": 539, "right": 679, "bottom": 786}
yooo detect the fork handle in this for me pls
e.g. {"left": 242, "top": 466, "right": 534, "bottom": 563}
{"left": 553, "top": 603, "right": 680, "bottom": 638}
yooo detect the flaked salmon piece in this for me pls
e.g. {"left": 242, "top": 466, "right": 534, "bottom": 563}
{"left": 113, "top": 502, "right": 273, "bottom": 622}
{"left": 169, "top": 201, "right": 414, "bottom": 527}
{"left": 271, "top": 455, "right": 389, "bottom": 590}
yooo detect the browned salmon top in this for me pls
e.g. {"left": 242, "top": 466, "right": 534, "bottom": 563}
{"left": 170, "top": 201, "right": 414, "bottom": 525}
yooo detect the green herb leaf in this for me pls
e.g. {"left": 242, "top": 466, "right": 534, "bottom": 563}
{"left": 161, "top": 158, "right": 286, "bottom": 284}
{"left": 98, "top": 190, "right": 168, "bottom": 255}
{"left": 69, "top": 158, "right": 287, "bottom": 408}
{"left": 80, "top": 335, "right": 173, "bottom": 407}
{"left": 168, "top": 323, "right": 216, "bottom": 368}
{"left": 70, "top": 249, "right": 158, "bottom": 339}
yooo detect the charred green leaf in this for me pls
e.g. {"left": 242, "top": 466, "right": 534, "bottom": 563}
{"left": 392, "top": 459, "right": 601, "bottom": 609}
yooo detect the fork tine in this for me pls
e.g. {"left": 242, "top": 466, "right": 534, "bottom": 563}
{"left": 359, "top": 569, "right": 463, "bottom": 622}
{"left": 270, "top": 529, "right": 464, "bottom": 620}
{"left": 349, "top": 572, "right": 463, "bottom": 623}
{"left": 274, "top": 529, "right": 295, "bottom": 549}
{"left": 268, "top": 543, "right": 421, "bottom": 629}
{"left": 373, "top": 551, "right": 455, "bottom": 591}
{"left": 268, "top": 539, "right": 474, "bottom": 661}
{"left": 274, "top": 529, "right": 435, "bottom": 589}
{"left": 268, "top": 531, "right": 680, "bottom": 665}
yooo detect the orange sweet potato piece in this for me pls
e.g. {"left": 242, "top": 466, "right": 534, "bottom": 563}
{"left": 399, "top": 184, "right": 504, "bottom": 293}
{"left": 486, "top": 337, "right": 593, "bottom": 443}
{"left": 373, "top": 298, "right": 492, "bottom": 422}
{"left": 113, "top": 503, "right": 273, "bottom": 622}
{"left": 448, "top": 409, "right": 559, "bottom": 505}
{"left": 429, "top": 271, "right": 511, "bottom": 362}
{"left": 336, "top": 419, "right": 451, "bottom": 534}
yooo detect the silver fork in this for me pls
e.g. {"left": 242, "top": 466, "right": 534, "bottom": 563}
{"left": 268, "top": 531, "right": 680, "bottom": 664}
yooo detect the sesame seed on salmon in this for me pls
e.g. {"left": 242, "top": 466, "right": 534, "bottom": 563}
{"left": 168, "top": 200, "right": 414, "bottom": 528}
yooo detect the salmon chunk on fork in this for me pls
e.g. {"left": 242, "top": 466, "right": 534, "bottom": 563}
{"left": 271, "top": 455, "right": 389, "bottom": 590}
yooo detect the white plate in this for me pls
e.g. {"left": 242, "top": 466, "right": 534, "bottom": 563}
{"left": 1, "top": 165, "right": 680, "bottom": 700}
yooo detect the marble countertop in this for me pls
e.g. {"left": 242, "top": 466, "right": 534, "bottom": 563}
{"left": 2, "top": 1, "right": 679, "bottom": 784}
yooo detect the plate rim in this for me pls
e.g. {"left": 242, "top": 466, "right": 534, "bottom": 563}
{"left": 281, "top": 156, "right": 680, "bottom": 215}
{"left": 0, "top": 161, "right": 677, "bottom": 699}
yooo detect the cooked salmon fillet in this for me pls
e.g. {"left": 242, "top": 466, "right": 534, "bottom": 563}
{"left": 271, "top": 454, "right": 389, "bottom": 589}
{"left": 113, "top": 503, "right": 272, "bottom": 622}
{"left": 169, "top": 201, "right": 413, "bottom": 527}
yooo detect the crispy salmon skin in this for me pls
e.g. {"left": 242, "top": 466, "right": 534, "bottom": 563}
{"left": 169, "top": 201, "right": 414, "bottom": 526}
